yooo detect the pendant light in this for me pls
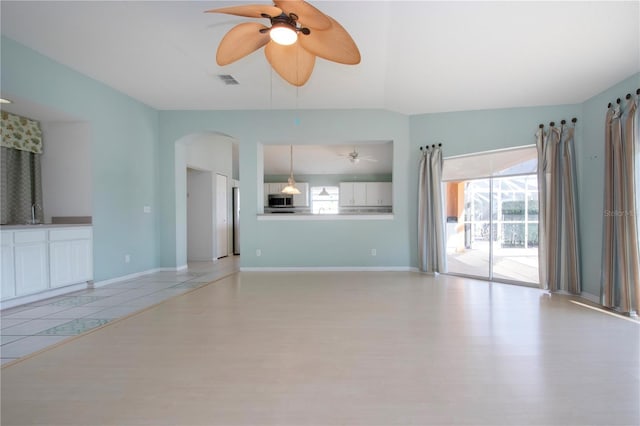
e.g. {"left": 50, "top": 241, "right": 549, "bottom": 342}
{"left": 281, "top": 145, "right": 300, "bottom": 195}
{"left": 319, "top": 187, "right": 329, "bottom": 196}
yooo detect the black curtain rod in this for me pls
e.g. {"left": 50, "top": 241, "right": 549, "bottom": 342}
{"left": 419, "top": 143, "right": 442, "bottom": 151}
{"left": 538, "top": 118, "right": 578, "bottom": 128}
{"left": 607, "top": 88, "right": 640, "bottom": 107}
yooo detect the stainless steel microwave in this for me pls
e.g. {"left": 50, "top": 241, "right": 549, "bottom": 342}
{"left": 268, "top": 193, "right": 293, "bottom": 208}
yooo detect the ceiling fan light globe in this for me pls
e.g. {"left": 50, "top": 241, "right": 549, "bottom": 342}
{"left": 270, "top": 25, "right": 297, "bottom": 45}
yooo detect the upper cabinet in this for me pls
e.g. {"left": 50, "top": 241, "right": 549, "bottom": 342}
{"left": 366, "top": 182, "right": 392, "bottom": 206}
{"left": 339, "top": 182, "right": 392, "bottom": 207}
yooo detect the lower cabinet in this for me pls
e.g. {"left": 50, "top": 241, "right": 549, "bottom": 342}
{"left": 49, "top": 228, "right": 93, "bottom": 288}
{"left": 0, "top": 226, "right": 93, "bottom": 301}
{"left": 14, "top": 237, "right": 49, "bottom": 296}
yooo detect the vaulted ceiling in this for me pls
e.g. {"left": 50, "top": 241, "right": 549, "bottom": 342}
{"left": 2, "top": 1, "right": 638, "bottom": 116}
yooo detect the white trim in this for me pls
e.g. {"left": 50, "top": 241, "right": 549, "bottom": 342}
{"left": 240, "top": 266, "right": 415, "bottom": 272}
{"left": 443, "top": 144, "right": 536, "bottom": 161}
{"left": 93, "top": 265, "right": 188, "bottom": 288}
{"left": 257, "top": 214, "right": 393, "bottom": 221}
{"left": 1, "top": 264, "right": 194, "bottom": 310}
{"left": 0, "top": 282, "right": 89, "bottom": 310}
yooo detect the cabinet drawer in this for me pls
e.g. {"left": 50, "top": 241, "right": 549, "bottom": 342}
{"left": 50, "top": 228, "right": 92, "bottom": 241}
{"left": 14, "top": 230, "right": 47, "bottom": 244}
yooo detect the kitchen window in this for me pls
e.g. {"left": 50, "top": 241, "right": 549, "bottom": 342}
{"left": 311, "top": 186, "right": 339, "bottom": 214}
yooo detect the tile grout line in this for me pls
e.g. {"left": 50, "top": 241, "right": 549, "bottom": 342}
{"left": 1, "top": 269, "right": 239, "bottom": 369}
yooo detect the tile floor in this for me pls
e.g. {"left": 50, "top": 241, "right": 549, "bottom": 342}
{"left": 0, "top": 256, "right": 239, "bottom": 366}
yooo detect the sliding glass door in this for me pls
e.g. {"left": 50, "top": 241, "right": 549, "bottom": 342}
{"left": 443, "top": 146, "right": 539, "bottom": 285}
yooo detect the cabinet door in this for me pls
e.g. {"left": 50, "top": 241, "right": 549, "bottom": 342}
{"left": 292, "top": 182, "right": 309, "bottom": 207}
{"left": 71, "top": 239, "right": 93, "bottom": 282}
{"left": 353, "top": 183, "right": 367, "bottom": 206}
{"left": 269, "top": 183, "right": 286, "bottom": 194}
{"left": 378, "top": 182, "right": 392, "bottom": 206}
{"left": 339, "top": 183, "right": 354, "bottom": 206}
{"left": 50, "top": 239, "right": 93, "bottom": 287}
{"left": 50, "top": 241, "right": 73, "bottom": 287}
{"left": 14, "top": 243, "right": 48, "bottom": 295}
{"left": 1, "top": 243, "right": 15, "bottom": 300}
{"left": 366, "top": 182, "right": 392, "bottom": 206}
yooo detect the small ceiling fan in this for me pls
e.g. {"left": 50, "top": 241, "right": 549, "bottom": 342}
{"left": 205, "top": 0, "right": 360, "bottom": 86}
{"left": 340, "top": 147, "right": 377, "bottom": 164}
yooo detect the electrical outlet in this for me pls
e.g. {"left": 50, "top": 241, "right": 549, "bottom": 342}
{"left": 256, "top": 249, "right": 262, "bottom": 257}
{"left": 125, "top": 254, "right": 131, "bottom": 263}
{"left": 370, "top": 248, "right": 377, "bottom": 256}
{"left": 143, "top": 206, "right": 151, "bottom": 213}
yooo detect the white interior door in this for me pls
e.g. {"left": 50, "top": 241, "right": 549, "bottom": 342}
{"left": 216, "top": 174, "right": 228, "bottom": 258}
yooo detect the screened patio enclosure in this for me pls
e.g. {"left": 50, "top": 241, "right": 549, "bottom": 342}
{"left": 443, "top": 147, "right": 539, "bottom": 285}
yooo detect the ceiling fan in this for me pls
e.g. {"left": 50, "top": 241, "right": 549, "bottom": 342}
{"left": 340, "top": 147, "right": 377, "bottom": 164}
{"left": 205, "top": 0, "right": 360, "bottom": 86}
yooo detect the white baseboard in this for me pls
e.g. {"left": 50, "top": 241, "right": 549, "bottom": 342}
{"left": 240, "top": 266, "right": 416, "bottom": 272}
{"left": 579, "top": 292, "right": 600, "bottom": 304}
{"left": 0, "top": 282, "right": 89, "bottom": 310}
{"left": 92, "top": 265, "right": 187, "bottom": 288}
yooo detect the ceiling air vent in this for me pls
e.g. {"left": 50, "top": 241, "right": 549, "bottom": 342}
{"left": 218, "top": 74, "right": 239, "bottom": 85}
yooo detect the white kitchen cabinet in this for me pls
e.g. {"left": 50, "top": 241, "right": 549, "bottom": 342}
{"left": 1, "top": 232, "right": 15, "bottom": 299}
{"left": 13, "top": 230, "right": 49, "bottom": 296}
{"left": 366, "top": 182, "right": 392, "bottom": 206}
{"left": 292, "top": 182, "right": 309, "bottom": 207}
{"left": 0, "top": 226, "right": 93, "bottom": 301}
{"left": 339, "top": 182, "right": 367, "bottom": 206}
{"left": 49, "top": 228, "right": 93, "bottom": 288}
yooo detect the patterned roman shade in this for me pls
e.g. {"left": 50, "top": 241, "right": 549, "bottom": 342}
{"left": 0, "top": 111, "right": 43, "bottom": 154}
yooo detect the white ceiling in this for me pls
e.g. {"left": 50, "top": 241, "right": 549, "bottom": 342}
{"left": 263, "top": 142, "right": 393, "bottom": 175}
{"left": 1, "top": 1, "right": 638, "bottom": 115}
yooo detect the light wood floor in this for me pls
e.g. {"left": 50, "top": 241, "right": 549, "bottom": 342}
{"left": 1, "top": 270, "right": 638, "bottom": 425}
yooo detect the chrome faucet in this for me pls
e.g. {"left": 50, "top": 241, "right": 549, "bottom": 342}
{"left": 31, "top": 203, "right": 41, "bottom": 224}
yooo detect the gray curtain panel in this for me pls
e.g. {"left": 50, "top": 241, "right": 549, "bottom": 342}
{"left": 601, "top": 97, "right": 640, "bottom": 315}
{"left": 536, "top": 124, "right": 581, "bottom": 293}
{"left": 418, "top": 146, "right": 446, "bottom": 273}
{"left": 0, "top": 146, "right": 44, "bottom": 225}
{"left": 560, "top": 126, "right": 581, "bottom": 294}
{"left": 536, "top": 127, "right": 549, "bottom": 288}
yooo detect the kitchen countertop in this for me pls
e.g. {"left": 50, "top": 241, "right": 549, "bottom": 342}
{"left": 258, "top": 212, "right": 394, "bottom": 221}
{"left": 0, "top": 223, "right": 93, "bottom": 230}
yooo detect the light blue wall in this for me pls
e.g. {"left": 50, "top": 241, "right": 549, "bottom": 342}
{"left": 409, "top": 104, "right": 582, "bottom": 267}
{"left": 158, "top": 109, "right": 411, "bottom": 269}
{"left": 1, "top": 36, "right": 159, "bottom": 281}
{"left": 577, "top": 72, "right": 640, "bottom": 296}
{"left": 4, "top": 36, "right": 638, "bottom": 295}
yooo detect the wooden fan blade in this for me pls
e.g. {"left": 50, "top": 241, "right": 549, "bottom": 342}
{"left": 299, "top": 16, "right": 360, "bottom": 65}
{"left": 216, "top": 22, "right": 271, "bottom": 65}
{"left": 205, "top": 4, "right": 282, "bottom": 19}
{"left": 264, "top": 42, "right": 316, "bottom": 86}
{"left": 274, "top": 0, "right": 331, "bottom": 30}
